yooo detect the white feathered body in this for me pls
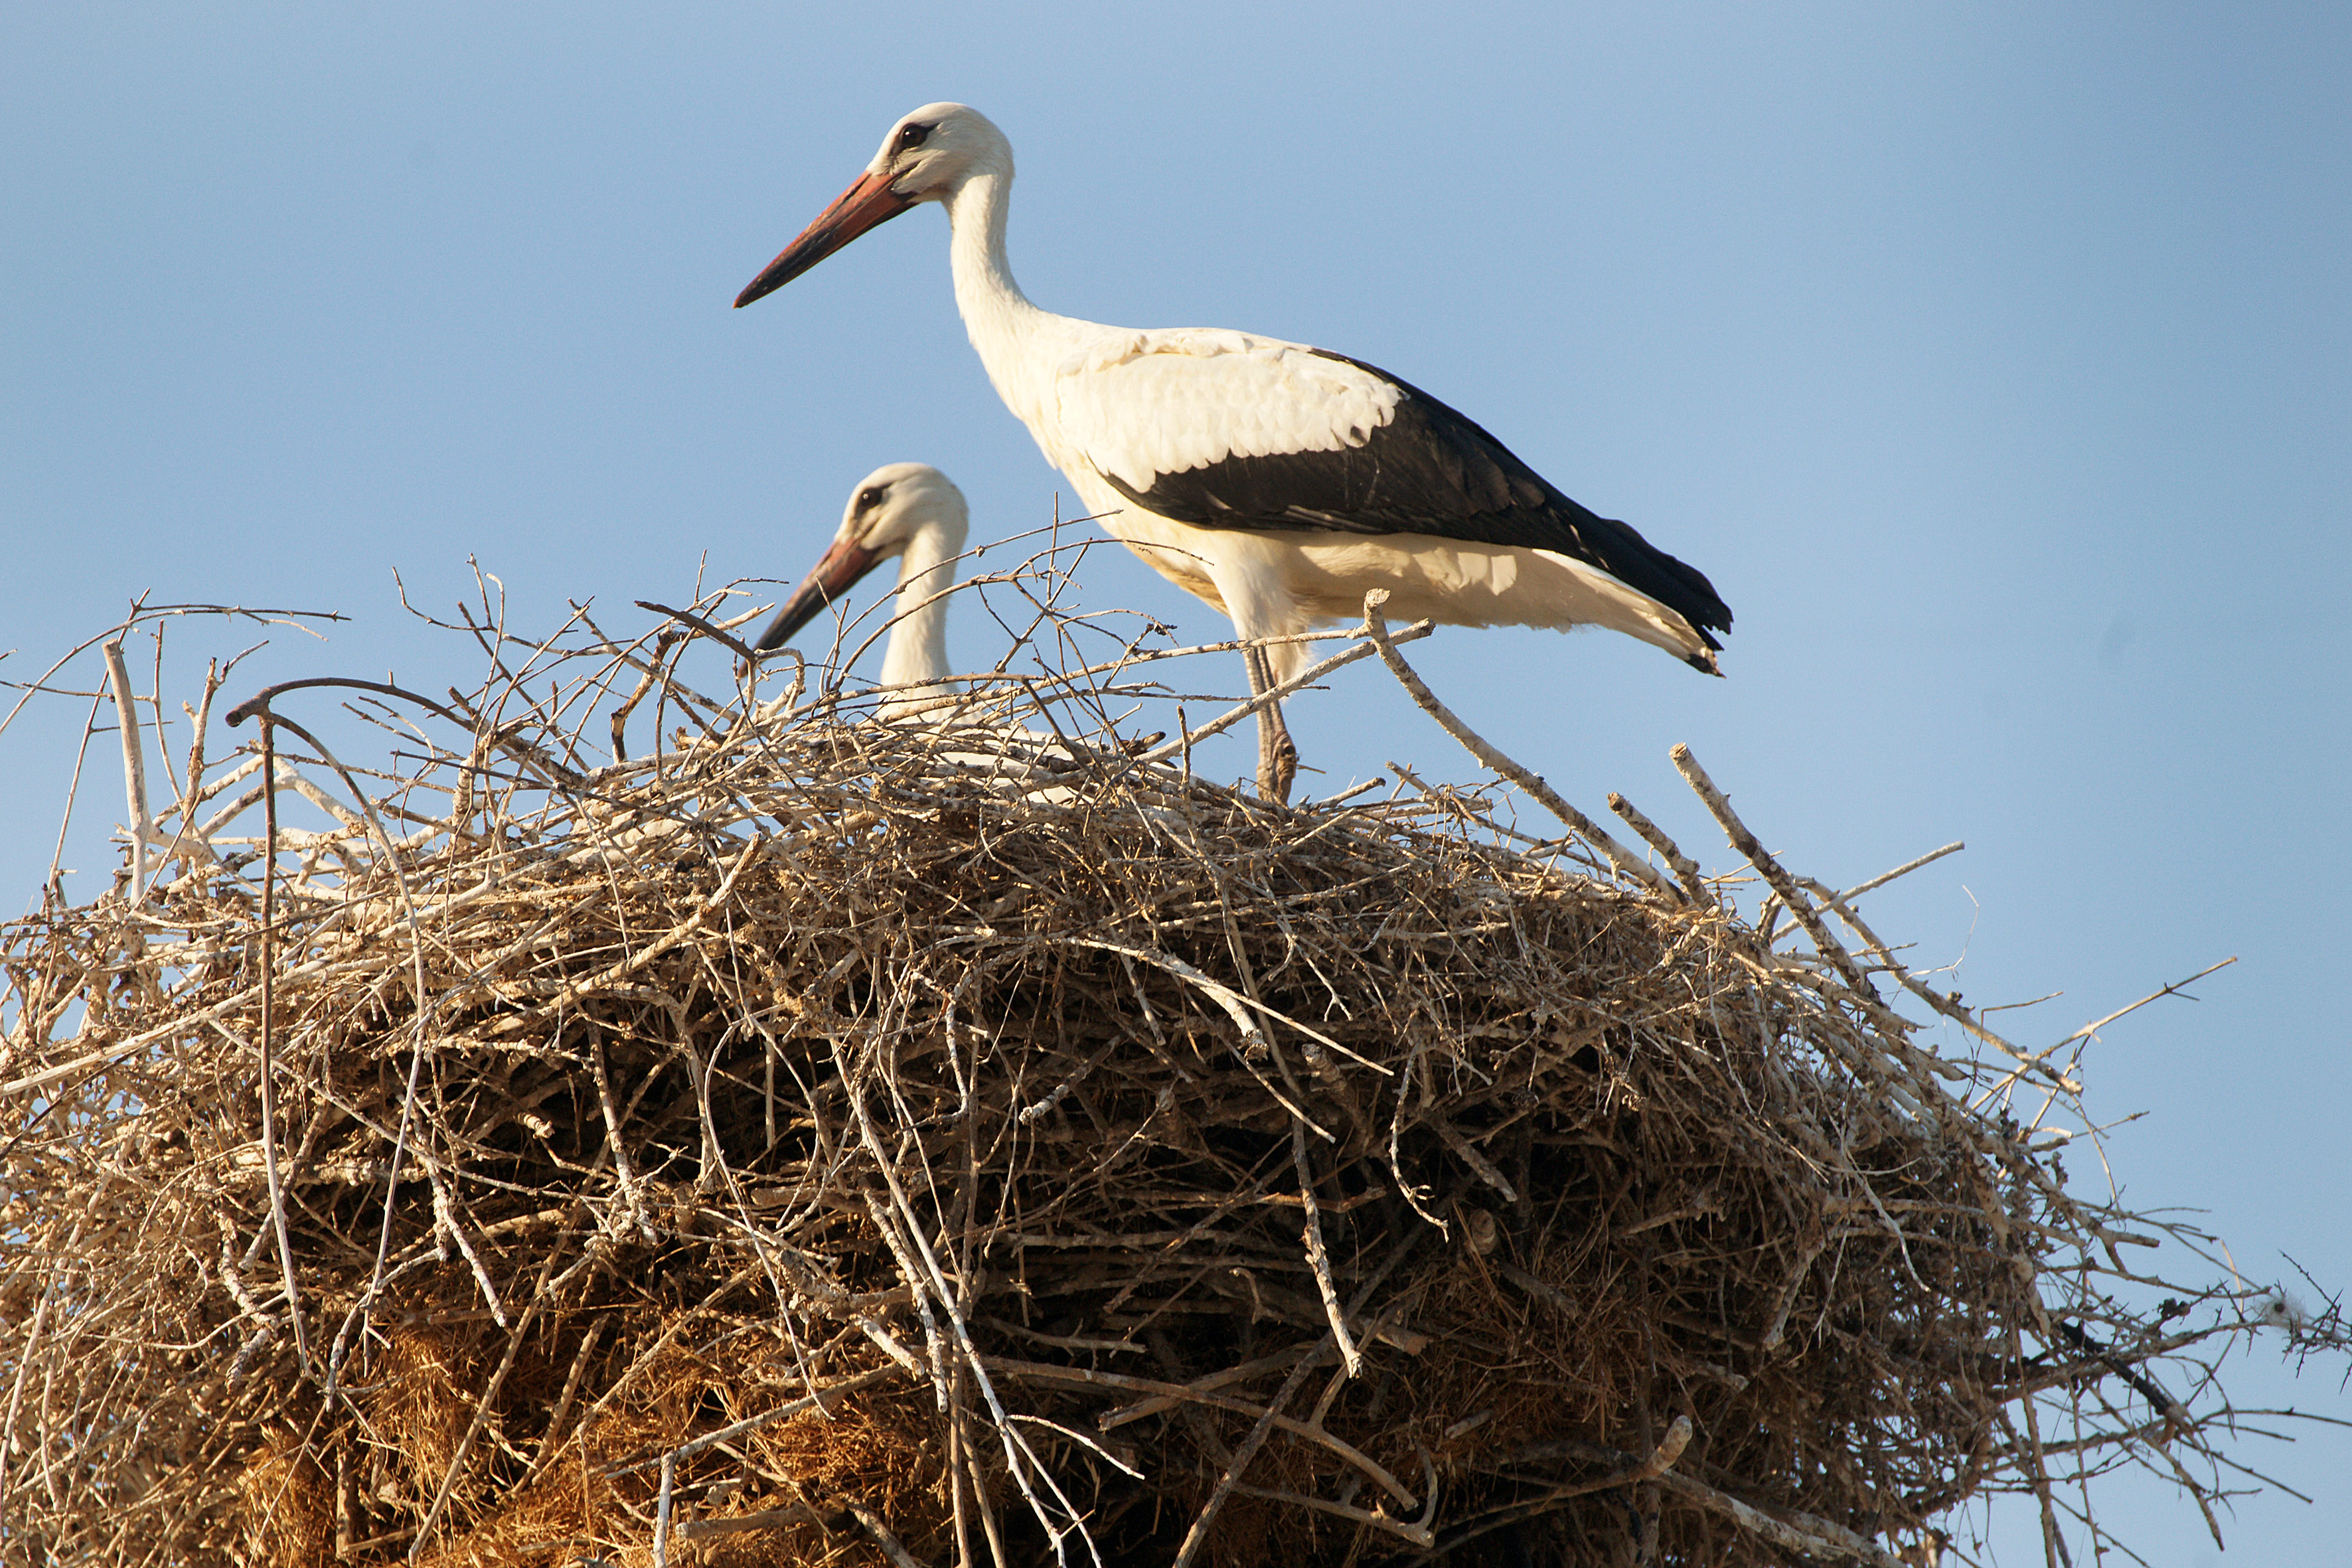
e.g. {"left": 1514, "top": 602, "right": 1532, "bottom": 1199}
{"left": 943, "top": 160, "right": 1716, "bottom": 686}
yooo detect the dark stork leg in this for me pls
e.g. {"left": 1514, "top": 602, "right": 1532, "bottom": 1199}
{"left": 1244, "top": 643, "right": 1298, "bottom": 803}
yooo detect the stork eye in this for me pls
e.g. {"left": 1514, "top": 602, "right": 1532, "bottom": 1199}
{"left": 895, "top": 121, "right": 932, "bottom": 153}
{"left": 857, "top": 487, "right": 886, "bottom": 510}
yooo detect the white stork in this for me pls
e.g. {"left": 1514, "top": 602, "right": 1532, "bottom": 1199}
{"left": 755, "top": 461, "right": 967, "bottom": 714}
{"left": 734, "top": 104, "right": 1732, "bottom": 802}
{"left": 758, "top": 461, "right": 1115, "bottom": 807}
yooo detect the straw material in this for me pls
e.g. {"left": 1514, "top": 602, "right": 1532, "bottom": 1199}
{"left": 3, "top": 578, "right": 2340, "bottom": 1567}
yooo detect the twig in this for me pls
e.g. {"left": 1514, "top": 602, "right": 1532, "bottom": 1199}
{"left": 1362, "top": 591, "right": 1670, "bottom": 896}
{"left": 637, "top": 597, "right": 763, "bottom": 665}
{"left": 101, "top": 637, "right": 156, "bottom": 897}
{"left": 1170, "top": 1345, "right": 1326, "bottom": 1568}
{"left": 1656, "top": 1469, "right": 1907, "bottom": 1566}
{"left": 848, "top": 1502, "right": 933, "bottom": 1568}
{"left": 1607, "top": 791, "right": 1712, "bottom": 907}
{"left": 1415, "top": 1417, "right": 1691, "bottom": 1561}
{"left": 1835, "top": 840, "right": 1965, "bottom": 905}
{"left": 1669, "top": 742, "right": 1873, "bottom": 998}
{"left": 251, "top": 715, "right": 311, "bottom": 1376}
{"left": 1131, "top": 617, "right": 1437, "bottom": 773}
{"left": 1293, "top": 1119, "right": 1364, "bottom": 1378}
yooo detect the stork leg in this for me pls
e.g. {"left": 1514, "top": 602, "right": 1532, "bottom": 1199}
{"left": 1244, "top": 644, "right": 1298, "bottom": 804}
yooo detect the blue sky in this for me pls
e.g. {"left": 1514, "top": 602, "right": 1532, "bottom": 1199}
{"left": 3, "top": 5, "right": 2346, "bottom": 1561}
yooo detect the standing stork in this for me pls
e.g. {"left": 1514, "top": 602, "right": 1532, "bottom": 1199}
{"left": 756, "top": 461, "right": 967, "bottom": 714}
{"left": 735, "top": 104, "right": 1731, "bottom": 802}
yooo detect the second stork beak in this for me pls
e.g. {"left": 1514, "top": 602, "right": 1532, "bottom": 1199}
{"left": 754, "top": 536, "right": 884, "bottom": 653}
{"left": 735, "top": 168, "right": 914, "bottom": 309}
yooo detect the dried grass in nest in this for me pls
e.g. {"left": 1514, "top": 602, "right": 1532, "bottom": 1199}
{"left": 3, "top": 573, "right": 2343, "bottom": 1568}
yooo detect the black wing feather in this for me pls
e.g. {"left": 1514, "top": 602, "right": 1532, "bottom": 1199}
{"left": 1099, "top": 349, "right": 1732, "bottom": 644}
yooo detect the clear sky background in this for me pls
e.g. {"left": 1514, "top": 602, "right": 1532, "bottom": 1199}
{"left": 3, "top": 5, "right": 2345, "bottom": 1562}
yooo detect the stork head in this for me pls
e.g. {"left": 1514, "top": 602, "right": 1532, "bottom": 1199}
{"left": 735, "top": 104, "right": 1009, "bottom": 309}
{"left": 753, "top": 463, "right": 970, "bottom": 653}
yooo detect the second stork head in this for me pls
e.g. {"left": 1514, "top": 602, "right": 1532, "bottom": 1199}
{"left": 755, "top": 462, "right": 969, "bottom": 704}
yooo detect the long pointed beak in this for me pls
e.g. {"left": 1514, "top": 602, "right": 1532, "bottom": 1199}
{"left": 753, "top": 536, "right": 884, "bottom": 653}
{"left": 735, "top": 169, "right": 914, "bottom": 309}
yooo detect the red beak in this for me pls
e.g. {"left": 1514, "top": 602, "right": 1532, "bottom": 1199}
{"left": 753, "top": 536, "right": 884, "bottom": 653}
{"left": 735, "top": 168, "right": 915, "bottom": 309}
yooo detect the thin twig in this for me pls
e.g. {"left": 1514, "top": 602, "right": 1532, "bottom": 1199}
{"left": 1362, "top": 591, "right": 1670, "bottom": 896}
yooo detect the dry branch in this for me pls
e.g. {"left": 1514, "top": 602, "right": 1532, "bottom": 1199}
{"left": 2, "top": 564, "right": 2341, "bottom": 1568}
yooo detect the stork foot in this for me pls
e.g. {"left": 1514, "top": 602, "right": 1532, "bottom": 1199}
{"left": 1258, "top": 736, "right": 1298, "bottom": 805}
{"left": 1245, "top": 646, "right": 1299, "bottom": 805}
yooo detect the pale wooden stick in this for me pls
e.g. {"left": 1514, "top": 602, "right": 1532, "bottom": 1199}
{"left": 651, "top": 1452, "right": 677, "bottom": 1568}
{"left": 1670, "top": 743, "right": 1873, "bottom": 998}
{"left": 102, "top": 637, "right": 155, "bottom": 896}
{"left": 848, "top": 1502, "right": 932, "bottom": 1568}
{"left": 1063, "top": 935, "right": 1376, "bottom": 1071}
{"left": 675, "top": 1504, "right": 821, "bottom": 1541}
{"left": 1435, "top": 1121, "right": 1518, "bottom": 1203}
{"left": 1293, "top": 1120, "right": 1363, "bottom": 1378}
{"left": 1834, "top": 840, "right": 1964, "bottom": 905}
{"left": 1410, "top": 1418, "right": 1692, "bottom": 1561}
{"left": 2046, "top": 957, "right": 2239, "bottom": 1058}
{"left": 518, "top": 1317, "right": 607, "bottom": 1488}
{"left": 829, "top": 1034, "right": 1085, "bottom": 1549}
{"left": 430, "top": 1178, "right": 508, "bottom": 1328}
{"left": 1800, "top": 881, "right": 2076, "bottom": 1089}
{"left": 252, "top": 717, "right": 311, "bottom": 1376}
{"left": 1656, "top": 1469, "right": 1905, "bottom": 1565}
{"left": 1607, "top": 791, "right": 1713, "bottom": 907}
{"left": 144, "top": 659, "right": 227, "bottom": 880}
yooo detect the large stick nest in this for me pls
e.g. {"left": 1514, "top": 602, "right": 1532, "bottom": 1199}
{"left": 2, "top": 586, "right": 2335, "bottom": 1567}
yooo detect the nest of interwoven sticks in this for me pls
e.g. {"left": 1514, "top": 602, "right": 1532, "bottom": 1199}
{"left": 3, "top": 582, "right": 2341, "bottom": 1568}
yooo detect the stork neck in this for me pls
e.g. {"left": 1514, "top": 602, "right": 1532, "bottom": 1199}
{"left": 945, "top": 169, "right": 1063, "bottom": 427}
{"left": 880, "top": 526, "right": 957, "bottom": 693}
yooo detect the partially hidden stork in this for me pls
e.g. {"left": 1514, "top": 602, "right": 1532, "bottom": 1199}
{"left": 758, "top": 462, "right": 1107, "bottom": 807}
{"left": 736, "top": 104, "right": 1732, "bottom": 803}
{"left": 755, "top": 461, "right": 966, "bottom": 716}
